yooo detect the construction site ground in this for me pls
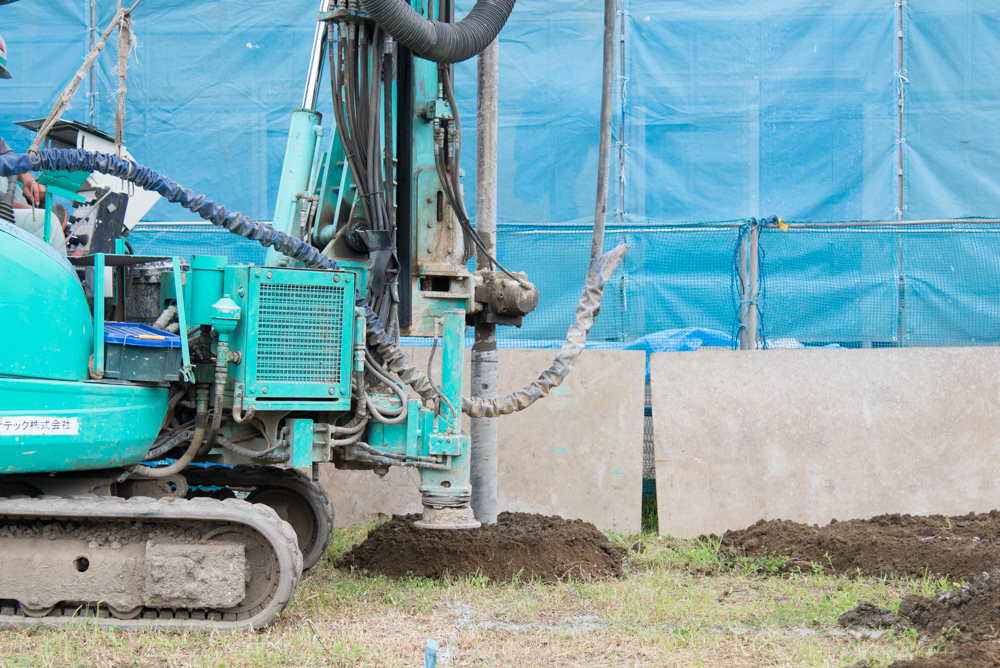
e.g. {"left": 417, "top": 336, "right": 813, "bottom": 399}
{"left": 1, "top": 510, "right": 997, "bottom": 667}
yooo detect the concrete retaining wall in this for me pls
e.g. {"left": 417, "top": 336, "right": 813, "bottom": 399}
{"left": 651, "top": 347, "right": 1000, "bottom": 537}
{"left": 321, "top": 348, "right": 645, "bottom": 533}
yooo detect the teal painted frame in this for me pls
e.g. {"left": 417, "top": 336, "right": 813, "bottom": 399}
{"left": 92, "top": 253, "right": 105, "bottom": 377}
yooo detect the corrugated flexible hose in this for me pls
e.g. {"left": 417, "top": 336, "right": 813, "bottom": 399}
{"left": 360, "top": 0, "right": 515, "bottom": 63}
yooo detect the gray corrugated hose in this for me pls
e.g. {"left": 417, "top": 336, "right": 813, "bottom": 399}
{"left": 359, "top": 0, "right": 516, "bottom": 63}
{"left": 367, "top": 244, "right": 629, "bottom": 416}
{"left": 463, "top": 243, "right": 629, "bottom": 418}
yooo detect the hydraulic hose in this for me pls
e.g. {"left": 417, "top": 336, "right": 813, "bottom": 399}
{"left": 216, "top": 434, "right": 289, "bottom": 463}
{"left": 0, "top": 150, "right": 335, "bottom": 271}
{"left": 157, "top": 388, "right": 185, "bottom": 433}
{"left": 360, "top": 0, "right": 515, "bottom": 63}
{"left": 200, "top": 338, "right": 231, "bottom": 456}
{"left": 130, "top": 389, "right": 209, "bottom": 478}
{"left": 363, "top": 302, "right": 438, "bottom": 403}
{"left": 130, "top": 422, "right": 204, "bottom": 478}
{"left": 145, "top": 428, "right": 193, "bottom": 460}
{"left": 152, "top": 304, "right": 177, "bottom": 330}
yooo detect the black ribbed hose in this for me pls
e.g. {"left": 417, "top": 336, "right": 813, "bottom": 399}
{"left": 360, "top": 0, "right": 515, "bottom": 63}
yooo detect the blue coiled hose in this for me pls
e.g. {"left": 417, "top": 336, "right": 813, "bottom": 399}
{"left": 0, "top": 148, "right": 438, "bottom": 398}
{"left": 0, "top": 149, "right": 336, "bottom": 271}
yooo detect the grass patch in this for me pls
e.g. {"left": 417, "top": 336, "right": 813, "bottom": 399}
{"left": 0, "top": 525, "right": 947, "bottom": 667}
{"left": 641, "top": 496, "right": 658, "bottom": 534}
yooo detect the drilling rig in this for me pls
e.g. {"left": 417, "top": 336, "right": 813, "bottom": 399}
{"left": 0, "top": 0, "right": 625, "bottom": 629}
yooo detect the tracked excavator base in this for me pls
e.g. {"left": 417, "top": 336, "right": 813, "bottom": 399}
{"left": 0, "top": 495, "right": 302, "bottom": 630}
{"left": 183, "top": 465, "right": 334, "bottom": 570}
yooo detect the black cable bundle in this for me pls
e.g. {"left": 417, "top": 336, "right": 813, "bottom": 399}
{"left": 328, "top": 4, "right": 398, "bottom": 331}
{"left": 435, "top": 65, "right": 526, "bottom": 285}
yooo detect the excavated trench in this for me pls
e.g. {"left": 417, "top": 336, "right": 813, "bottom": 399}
{"left": 337, "top": 511, "right": 626, "bottom": 582}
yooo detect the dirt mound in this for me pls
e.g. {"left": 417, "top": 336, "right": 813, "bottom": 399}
{"left": 848, "top": 643, "right": 1000, "bottom": 667}
{"left": 722, "top": 512, "right": 1000, "bottom": 580}
{"left": 898, "top": 575, "right": 1000, "bottom": 639}
{"left": 337, "top": 512, "right": 626, "bottom": 582}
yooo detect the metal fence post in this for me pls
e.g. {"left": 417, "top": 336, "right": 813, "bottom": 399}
{"left": 748, "top": 223, "right": 760, "bottom": 350}
{"left": 738, "top": 229, "right": 749, "bottom": 350}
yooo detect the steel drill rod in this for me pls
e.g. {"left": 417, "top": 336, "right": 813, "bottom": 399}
{"left": 471, "top": 38, "right": 500, "bottom": 525}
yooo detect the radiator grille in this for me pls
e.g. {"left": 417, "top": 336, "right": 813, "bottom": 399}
{"left": 255, "top": 282, "right": 345, "bottom": 385}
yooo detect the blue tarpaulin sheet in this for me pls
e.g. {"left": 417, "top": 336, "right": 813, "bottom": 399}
{"left": 6, "top": 1, "right": 1000, "bottom": 346}
{"left": 0, "top": 0, "right": 944, "bottom": 225}
{"left": 903, "top": 2, "right": 1000, "bottom": 220}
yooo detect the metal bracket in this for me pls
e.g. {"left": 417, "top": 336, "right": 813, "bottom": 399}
{"left": 423, "top": 99, "right": 454, "bottom": 121}
{"left": 290, "top": 418, "right": 315, "bottom": 468}
{"left": 428, "top": 432, "right": 464, "bottom": 457}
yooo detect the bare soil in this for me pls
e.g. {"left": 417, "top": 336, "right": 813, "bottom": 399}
{"left": 336, "top": 512, "right": 626, "bottom": 582}
{"left": 898, "top": 575, "right": 1000, "bottom": 640}
{"left": 839, "top": 601, "right": 903, "bottom": 629}
{"left": 722, "top": 512, "right": 1000, "bottom": 580}
{"left": 727, "top": 511, "right": 1000, "bottom": 663}
{"left": 852, "top": 642, "right": 1000, "bottom": 667}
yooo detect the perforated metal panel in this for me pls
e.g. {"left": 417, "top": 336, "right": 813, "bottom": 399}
{"left": 237, "top": 267, "right": 356, "bottom": 405}
{"left": 256, "top": 283, "right": 345, "bottom": 384}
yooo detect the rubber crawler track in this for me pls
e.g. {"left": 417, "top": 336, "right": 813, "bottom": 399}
{"left": 0, "top": 495, "right": 302, "bottom": 631}
{"left": 183, "top": 465, "right": 335, "bottom": 570}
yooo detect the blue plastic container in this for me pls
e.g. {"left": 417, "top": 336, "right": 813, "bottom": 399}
{"left": 103, "top": 322, "right": 182, "bottom": 383}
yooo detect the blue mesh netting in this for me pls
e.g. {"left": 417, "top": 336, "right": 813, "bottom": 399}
{"left": 128, "top": 221, "right": 1000, "bottom": 350}
{"left": 757, "top": 227, "right": 902, "bottom": 345}
{"left": 900, "top": 229, "right": 1000, "bottom": 346}
{"left": 128, "top": 224, "right": 267, "bottom": 266}
{"left": 757, "top": 224, "right": 1000, "bottom": 347}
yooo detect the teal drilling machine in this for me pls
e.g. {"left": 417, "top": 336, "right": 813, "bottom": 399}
{"left": 0, "top": 0, "right": 625, "bottom": 629}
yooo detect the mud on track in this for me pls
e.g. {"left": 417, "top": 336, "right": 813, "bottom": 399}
{"left": 722, "top": 512, "right": 1000, "bottom": 580}
{"left": 337, "top": 512, "right": 626, "bottom": 582}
